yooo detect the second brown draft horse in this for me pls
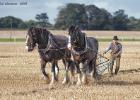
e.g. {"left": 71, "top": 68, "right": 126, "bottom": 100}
{"left": 68, "top": 25, "right": 99, "bottom": 85}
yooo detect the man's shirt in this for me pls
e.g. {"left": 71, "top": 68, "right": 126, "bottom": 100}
{"left": 105, "top": 42, "right": 122, "bottom": 56}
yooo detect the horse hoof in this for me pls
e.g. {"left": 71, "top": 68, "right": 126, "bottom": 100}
{"left": 49, "top": 83, "right": 53, "bottom": 86}
{"left": 45, "top": 77, "right": 51, "bottom": 84}
{"left": 49, "top": 85, "right": 55, "bottom": 90}
{"left": 76, "top": 81, "right": 82, "bottom": 86}
{"left": 49, "top": 80, "right": 54, "bottom": 86}
{"left": 56, "top": 75, "right": 59, "bottom": 81}
{"left": 62, "top": 77, "right": 69, "bottom": 85}
{"left": 50, "top": 78, "right": 58, "bottom": 86}
{"left": 49, "top": 82, "right": 55, "bottom": 86}
{"left": 46, "top": 79, "right": 50, "bottom": 84}
{"left": 82, "top": 78, "right": 88, "bottom": 85}
{"left": 62, "top": 80, "right": 67, "bottom": 85}
{"left": 82, "top": 80, "right": 88, "bottom": 85}
{"left": 70, "top": 81, "right": 76, "bottom": 85}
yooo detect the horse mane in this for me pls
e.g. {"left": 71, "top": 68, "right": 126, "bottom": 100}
{"left": 69, "top": 25, "right": 81, "bottom": 34}
{"left": 27, "top": 27, "right": 52, "bottom": 48}
{"left": 28, "top": 27, "right": 51, "bottom": 36}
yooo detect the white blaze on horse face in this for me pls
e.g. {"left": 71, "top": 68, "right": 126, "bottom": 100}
{"left": 55, "top": 66, "right": 59, "bottom": 75}
{"left": 67, "top": 35, "right": 71, "bottom": 49}
{"left": 25, "top": 46, "right": 29, "bottom": 50}
{"left": 25, "top": 35, "right": 29, "bottom": 50}
{"left": 25, "top": 35, "right": 29, "bottom": 44}
{"left": 67, "top": 43, "right": 71, "bottom": 48}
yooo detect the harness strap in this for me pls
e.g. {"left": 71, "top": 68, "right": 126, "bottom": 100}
{"left": 45, "top": 34, "right": 52, "bottom": 52}
{"left": 85, "top": 34, "right": 89, "bottom": 49}
{"left": 39, "top": 34, "right": 68, "bottom": 57}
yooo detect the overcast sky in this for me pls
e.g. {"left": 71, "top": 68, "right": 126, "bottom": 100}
{"left": 0, "top": 0, "right": 140, "bottom": 24}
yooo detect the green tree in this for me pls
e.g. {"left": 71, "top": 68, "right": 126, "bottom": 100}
{"left": 127, "top": 17, "right": 140, "bottom": 31}
{"left": 85, "top": 5, "right": 113, "bottom": 30}
{"left": 18, "top": 23, "right": 27, "bottom": 29}
{"left": 25, "top": 20, "right": 37, "bottom": 28}
{"left": 55, "top": 3, "right": 87, "bottom": 29}
{"left": 55, "top": 3, "right": 113, "bottom": 30}
{"left": 135, "top": 19, "right": 140, "bottom": 30}
{"left": 35, "top": 13, "right": 51, "bottom": 27}
{"left": 100, "top": 9, "right": 113, "bottom": 30}
{"left": 113, "top": 9, "right": 129, "bottom": 30}
{"left": 0, "top": 16, "right": 26, "bottom": 29}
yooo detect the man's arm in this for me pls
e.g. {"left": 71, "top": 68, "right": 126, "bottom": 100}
{"left": 103, "top": 43, "right": 111, "bottom": 54}
{"left": 116, "top": 44, "right": 122, "bottom": 56}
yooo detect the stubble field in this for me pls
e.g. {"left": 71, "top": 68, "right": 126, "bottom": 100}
{"left": 0, "top": 30, "right": 140, "bottom": 100}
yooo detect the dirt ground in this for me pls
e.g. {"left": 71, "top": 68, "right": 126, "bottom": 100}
{"left": 0, "top": 42, "right": 140, "bottom": 100}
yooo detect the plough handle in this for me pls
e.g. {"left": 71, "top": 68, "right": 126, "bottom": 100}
{"left": 97, "top": 53, "right": 110, "bottom": 61}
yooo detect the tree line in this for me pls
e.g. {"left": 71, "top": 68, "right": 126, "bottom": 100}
{"left": 0, "top": 3, "right": 140, "bottom": 30}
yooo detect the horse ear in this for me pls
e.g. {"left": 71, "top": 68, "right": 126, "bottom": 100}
{"left": 75, "top": 26, "right": 80, "bottom": 31}
{"left": 28, "top": 27, "right": 33, "bottom": 35}
{"left": 45, "top": 29, "right": 50, "bottom": 34}
{"left": 75, "top": 26, "right": 78, "bottom": 29}
{"left": 69, "top": 25, "right": 76, "bottom": 34}
{"left": 36, "top": 28, "right": 40, "bottom": 33}
{"left": 30, "top": 26, "right": 35, "bottom": 30}
{"left": 32, "top": 28, "right": 37, "bottom": 35}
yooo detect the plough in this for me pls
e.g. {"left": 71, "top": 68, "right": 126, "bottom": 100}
{"left": 96, "top": 53, "right": 112, "bottom": 75}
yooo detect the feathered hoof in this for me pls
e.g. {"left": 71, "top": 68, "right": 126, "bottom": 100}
{"left": 49, "top": 84, "right": 55, "bottom": 90}
{"left": 45, "top": 78, "right": 51, "bottom": 84}
{"left": 62, "top": 80, "right": 67, "bottom": 85}
{"left": 45, "top": 80, "right": 50, "bottom": 84}
{"left": 50, "top": 79, "right": 58, "bottom": 86}
{"left": 76, "top": 81, "right": 82, "bottom": 86}
{"left": 70, "top": 80, "right": 76, "bottom": 85}
{"left": 82, "top": 76, "right": 88, "bottom": 85}
{"left": 62, "top": 78, "right": 69, "bottom": 85}
{"left": 82, "top": 79, "right": 88, "bottom": 85}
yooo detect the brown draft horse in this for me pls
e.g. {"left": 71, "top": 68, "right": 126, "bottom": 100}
{"left": 68, "top": 25, "right": 99, "bottom": 85}
{"left": 25, "top": 27, "right": 74, "bottom": 85}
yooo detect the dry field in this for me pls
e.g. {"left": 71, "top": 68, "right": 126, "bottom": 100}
{"left": 0, "top": 40, "right": 140, "bottom": 100}
{"left": 0, "top": 30, "right": 140, "bottom": 39}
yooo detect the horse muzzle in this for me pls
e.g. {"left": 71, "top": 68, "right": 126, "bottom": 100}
{"left": 25, "top": 46, "right": 33, "bottom": 52}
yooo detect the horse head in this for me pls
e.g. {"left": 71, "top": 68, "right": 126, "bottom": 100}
{"left": 25, "top": 27, "right": 50, "bottom": 51}
{"left": 68, "top": 25, "right": 85, "bottom": 49}
{"left": 25, "top": 27, "right": 38, "bottom": 52}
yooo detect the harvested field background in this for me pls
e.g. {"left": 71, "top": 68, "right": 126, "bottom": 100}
{"left": 0, "top": 30, "right": 140, "bottom": 100}
{"left": 0, "top": 30, "right": 140, "bottom": 39}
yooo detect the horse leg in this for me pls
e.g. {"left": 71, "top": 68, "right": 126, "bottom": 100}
{"left": 55, "top": 61, "right": 59, "bottom": 81}
{"left": 82, "top": 60, "right": 88, "bottom": 84}
{"left": 62, "top": 59, "right": 69, "bottom": 84}
{"left": 69, "top": 60, "right": 75, "bottom": 84}
{"left": 50, "top": 60, "right": 58, "bottom": 85}
{"left": 75, "top": 62, "right": 82, "bottom": 85}
{"left": 40, "top": 59, "right": 50, "bottom": 84}
{"left": 89, "top": 60, "right": 93, "bottom": 73}
{"left": 91, "top": 58, "right": 100, "bottom": 81}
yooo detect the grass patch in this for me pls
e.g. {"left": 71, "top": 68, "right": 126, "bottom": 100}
{"left": 0, "top": 38, "right": 140, "bottom": 42}
{"left": 0, "top": 38, "right": 25, "bottom": 42}
{"left": 98, "top": 38, "right": 140, "bottom": 42}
